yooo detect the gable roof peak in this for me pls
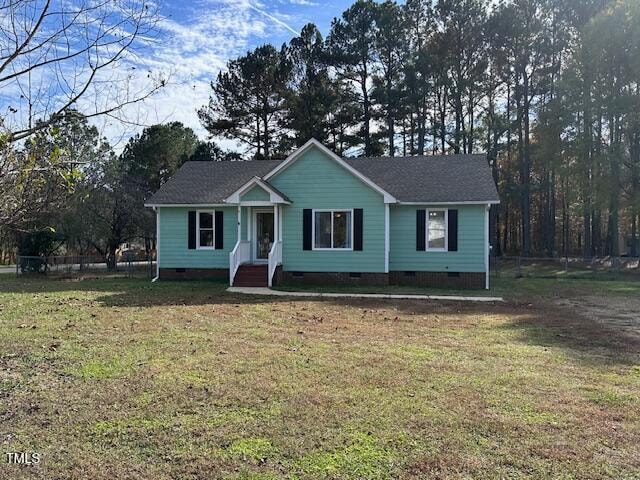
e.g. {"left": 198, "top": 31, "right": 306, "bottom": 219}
{"left": 264, "top": 138, "right": 397, "bottom": 204}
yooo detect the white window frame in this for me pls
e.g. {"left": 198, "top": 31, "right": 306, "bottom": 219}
{"left": 426, "top": 208, "right": 448, "bottom": 252}
{"left": 196, "top": 210, "right": 216, "bottom": 250}
{"left": 312, "top": 209, "right": 354, "bottom": 251}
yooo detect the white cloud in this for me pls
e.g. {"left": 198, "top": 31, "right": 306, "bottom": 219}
{"left": 1, "top": 0, "right": 303, "bottom": 151}
{"left": 288, "top": 0, "right": 319, "bottom": 6}
{"left": 96, "top": 0, "right": 275, "bottom": 149}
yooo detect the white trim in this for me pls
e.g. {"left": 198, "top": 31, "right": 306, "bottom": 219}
{"left": 247, "top": 206, "right": 252, "bottom": 241}
{"left": 274, "top": 204, "right": 279, "bottom": 243}
{"left": 485, "top": 204, "right": 490, "bottom": 290}
{"left": 224, "top": 176, "right": 291, "bottom": 205}
{"left": 239, "top": 201, "right": 276, "bottom": 207}
{"left": 425, "top": 208, "right": 448, "bottom": 252}
{"left": 145, "top": 203, "right": 227, "bottom": 208}
{"left": 237, "top": 204, "right": 241, "bottom": 243}
{"left": 152, "top": 207, "right": 160, "bottom": 282}
{"left": 399, "top": 200, "right": 500, "bottom": 206}
{"left": 263, "top": 138, "right": 397, "bottom": 204}
{"left": 196, "top": 210, "right": 216, "bottom": 250}
{"left": 252, "top": 208, "right": 274, "bottom": 263}
{"left": 145, "top": 200, "right": 500, "bottom": 208}
{"left": 384, "top": 204, "right": 390, "bottom": 273}
{"left": 311, "top": 208, "right": 354, "bottom": 251}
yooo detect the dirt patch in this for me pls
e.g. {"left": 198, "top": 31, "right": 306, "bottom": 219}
{"left": 556, "top": 295, "right": 640, "bottom": 343}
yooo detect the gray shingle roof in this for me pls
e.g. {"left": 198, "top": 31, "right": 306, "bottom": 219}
{"left": 146, "top": 160, "right": 284, "bottom": 205}
{"left": 344, "top": 154, "right": 499, "bottom": 203}
{"left": 146, "top": 154, "right": 498, "bottom": 205}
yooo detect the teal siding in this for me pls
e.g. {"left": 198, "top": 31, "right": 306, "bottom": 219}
{"left": 241, "top": 206, "right": 248, "bottom": 240}
{"left": 389, "top": 205, "right": 486, "bottom": 272}
{"left": 270, "top": 146, "right": 386, "bottom": 272}
{"left": 156, "top": 149, "right": 487, "bottom": 275}
{"left": 241, "top": 185, "right": 270, "bottom": 202}
{"left": 158, "top": 207, "right": 237, "bottom": 269}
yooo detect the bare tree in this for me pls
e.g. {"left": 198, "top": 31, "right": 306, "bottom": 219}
{"left": 0, "top": 0, "right": 165, "bottom": 143}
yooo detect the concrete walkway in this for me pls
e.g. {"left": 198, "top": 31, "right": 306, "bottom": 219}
{"left": 227, "top": 287, "right": 503, "bottom": 302}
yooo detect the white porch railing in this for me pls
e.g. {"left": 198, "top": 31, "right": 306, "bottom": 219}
{"left": 229, "top": 240, "right": 250, "bottom": 286}
{"left": 267, "top": 240, "right": 282, "bottom": 287}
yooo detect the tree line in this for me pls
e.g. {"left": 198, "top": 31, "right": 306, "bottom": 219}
{"left": 0, "top": 114, "right": 225, "bottom": 266}
{"left": 2, "top": 0, "right": 639, "bottom": 263}
{"left": 200, "top": 0, "right": 640, "bottom": 258}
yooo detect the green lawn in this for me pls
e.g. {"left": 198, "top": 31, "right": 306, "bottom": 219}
{"left": 1, "top": 274, "right": 639, "bottom": 479}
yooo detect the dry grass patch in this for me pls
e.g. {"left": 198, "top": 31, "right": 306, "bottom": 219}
{"left": 0, "top": 275, "right": 639, "bottom": 479}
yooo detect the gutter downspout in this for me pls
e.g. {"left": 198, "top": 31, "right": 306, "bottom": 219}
{"left": 485, "top": 204, "right": 490, "bottom": 290}
{"left": 152, "top": 206, "right": 160, "bottom": 282}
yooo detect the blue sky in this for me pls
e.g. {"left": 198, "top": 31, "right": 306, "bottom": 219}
{"left": 97, "top": 0, "right": 354, "bottom": 148}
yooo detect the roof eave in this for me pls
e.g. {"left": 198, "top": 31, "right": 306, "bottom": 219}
{"left": 396, "top": 200, "right": 500, "bottom": 205}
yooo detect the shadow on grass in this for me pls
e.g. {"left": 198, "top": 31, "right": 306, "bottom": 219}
{"left": 2, "top": 274, "right": 638, "bottom": 366}
{"left": 503, "top": 304, "right": 640, "bottom": 366}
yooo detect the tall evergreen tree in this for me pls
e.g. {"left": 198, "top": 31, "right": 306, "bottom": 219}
{"left": 284, "top": 24, "right": 337, "bottom": 147}
{"left": 328, "top": 0, "right": 380, "bottom": 156}
{"left": 120, "top": 122, "right": 200, "bottom": 196}
{"left": 372, "top": 0, "right": 409, "bottom": 156}
{"left": 199, "top": 45, "right": 291, "bottom": 159}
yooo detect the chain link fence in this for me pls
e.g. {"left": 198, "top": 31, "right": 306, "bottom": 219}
{"left": 491, "top": 256, "right": 640, "bottom": 280}
{"left": 15, "top": 254, "right": 156, "bottom": 278}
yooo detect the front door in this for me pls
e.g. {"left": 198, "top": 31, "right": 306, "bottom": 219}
{"left": 254, "top": 211, "right": 274, "bottom": 262}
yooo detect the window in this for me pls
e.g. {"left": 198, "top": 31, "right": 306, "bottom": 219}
{"left": 427, "top": 209, "right": 447, "bottom": 251}
{"left": 313, "top": 210, "right": 353, "bottom": 250}
{"left": 197, "top": 211, "right": 215, "bottom": 249}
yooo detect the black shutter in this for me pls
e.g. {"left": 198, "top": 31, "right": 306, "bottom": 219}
{"left": 188, "top": 211, "right": 196, "bottom": 249}
{"left": 416, "top": 209, "right": 426, "bottom": 251}
{"left": 354, "top": 208, "right": 363, "bottom": 251}
{"left": 303, "top": 209, "right": 312, "bottom": 250}
{"left": 215, "top": 211, "right": 224, "bottom": 249}
{"left": 448, "top": 209, "right": 458, "bottom": 252}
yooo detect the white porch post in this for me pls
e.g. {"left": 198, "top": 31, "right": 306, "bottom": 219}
{"left": 247, "top": 207, "right": 251, "bottom": 241}
{"left": 237, "top": 204, "right": 241, "bottom": 242}
{"left": 384, "top": 204, "right": 390, "bottom": 273}
{"left": 274, "top": 204, "right": 279, "bottom": 242}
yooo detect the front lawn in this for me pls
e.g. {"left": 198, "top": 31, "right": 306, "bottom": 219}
{"left": 0, "top": 275, "right": 639, "bottom": 479}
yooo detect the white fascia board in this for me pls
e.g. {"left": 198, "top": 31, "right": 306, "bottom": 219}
{"left": 224, "top": 176, "right": 290, "bottom": 205}
{"left": 144, "top": 203, "right": 228, "bottom": 208}
{"left": 397, "top": 200, "right": 500, "bottom": 206}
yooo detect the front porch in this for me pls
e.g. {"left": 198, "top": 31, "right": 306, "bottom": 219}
{"left": 226, "top": 177, "right": 289, "bottom": 287}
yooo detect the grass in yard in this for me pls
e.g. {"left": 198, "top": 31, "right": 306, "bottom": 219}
{"left": 0, "top": 274, "right": 639, "bottom": 479}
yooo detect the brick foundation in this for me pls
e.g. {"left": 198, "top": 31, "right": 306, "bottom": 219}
{"left": 159, "top": 266, "right": 485, "bottom": 289}
{"left": 279, "top": 270, "right": 485, "bottom": 289}
{"left": 159, "top": 268, "right": 228, "bottom": 280}
{"left": 279, "top": 270, "right": 389, "bottom": 286}
{"left": 389, "top": 271, "right": 485, "bottom": 289}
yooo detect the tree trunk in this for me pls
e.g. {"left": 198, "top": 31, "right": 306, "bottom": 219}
{"left": 608, "top": 114, "right": 622, "bottom": 257}
{"left": 262, "top": 111, "right": 270, "bottom": 159}
{"left": 439, "top": 88, "right": 447, "bottom": 154}
{"left": 522, "top": 70, "right": 532, "bottom": 257}
{"left": 454, "top": 93, "right": 462, "bottom": 154}
{"left": 361, "top": 68, "right": 371, "bottom": 156}
{"left": 106, "top": 243, "right": 117, "bottom": 270}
